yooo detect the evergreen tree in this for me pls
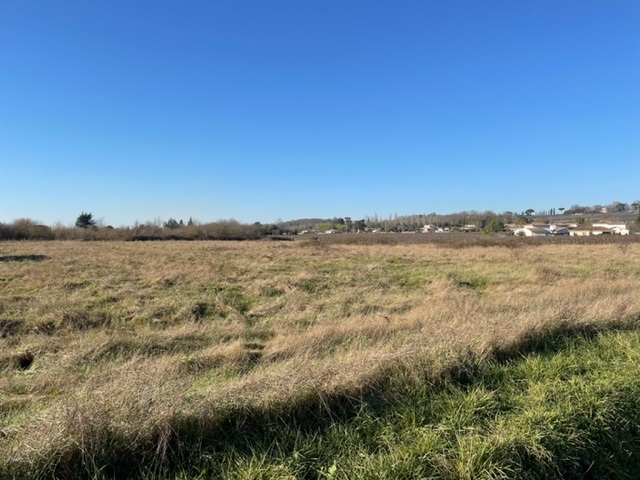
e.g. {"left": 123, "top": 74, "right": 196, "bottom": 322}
{"left": 75, "top": 212, "right": 96, "bottom": 229}
{"left": 163, "top": 218, "right": 180, "bottom": 229}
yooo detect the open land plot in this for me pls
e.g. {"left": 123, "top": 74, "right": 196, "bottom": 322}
{"left": 0, "top": 239, "right": 639, "bottom": 478}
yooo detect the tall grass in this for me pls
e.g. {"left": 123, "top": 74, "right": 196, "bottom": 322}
{"left": 209, "top": 326, "right": 640, "bottom": 479}
{"left": 0, "top": 240, "right": 639, "bottom": 477}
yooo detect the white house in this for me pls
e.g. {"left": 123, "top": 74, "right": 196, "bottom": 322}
{"left": 513, "top": 226, "right": 550, "bottom": 237}
{"left": 593, "top": 223, "right": 630, "bottom": 235}
{"left": 548, "top": 224, "right": 570, "bottom": 235}
{"left": 569, "top": 226, "right": 612, "bottom": 236}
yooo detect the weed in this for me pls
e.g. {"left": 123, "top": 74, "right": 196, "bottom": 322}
{"left": 450, "top": 272, "right": 489, "bottom": 290}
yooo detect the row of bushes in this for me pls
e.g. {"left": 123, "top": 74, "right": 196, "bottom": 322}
{"left": 0, "top": 219, "right": 269, "bottom": 241}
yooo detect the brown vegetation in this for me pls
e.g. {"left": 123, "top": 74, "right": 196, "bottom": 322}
{"left": 0, "top": 239, "right": 639, "bottom": 476}
{"left": 0, "top": 219, "right": 264, "bottom": 241}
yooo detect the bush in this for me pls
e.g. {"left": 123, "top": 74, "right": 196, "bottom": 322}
{"left": 0, "top": 219, "right": 55, "bottom": 240}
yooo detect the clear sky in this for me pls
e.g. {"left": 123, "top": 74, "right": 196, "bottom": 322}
{"left": 1, "top": 1, "right": 639, "bottom": 226}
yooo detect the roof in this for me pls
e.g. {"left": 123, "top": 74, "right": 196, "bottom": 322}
{"left": 528, "top": 227, "right": 550, "bottom": 233}
{"left": 572, "top": 225, "right": 611, "bottom": 231}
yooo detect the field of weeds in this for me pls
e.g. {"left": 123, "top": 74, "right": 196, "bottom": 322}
{"left": 1, "top": 239, "right": 639, "bottom": 478}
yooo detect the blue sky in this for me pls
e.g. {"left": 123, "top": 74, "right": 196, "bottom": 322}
{"left": 1, "top": 1, "right": 638, "bottom": 226}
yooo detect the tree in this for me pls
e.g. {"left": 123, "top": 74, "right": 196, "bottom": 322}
{"left": 484, "top": 218, "right": 505, "bottom": 233}
{"left": 75, "top": 212, "right": 96, "bottom": 229}
{"left": 524, "top": 209, "right": 535, "bottom": 217}
{"left": 609, "top": 201, "right": 628, "bottom": 213}
{"left": 629, "top": 211, "right": 640, "bottom": 234}
{"left": 163, "top": 218, "right": 180, "bottom": 229}
{"left": 514, "top": 215, "right": 529, "bottom": 226}
{"left": 316, "top": 223, "right": 334, "bottom": 232}
{"left": 568, "top": 204, "right": 586, "bottom": 214}
{"left": 263, "top": 224, "right": 279, "bottom": 235}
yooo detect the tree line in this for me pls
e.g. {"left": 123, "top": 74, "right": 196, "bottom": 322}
{"left": 0, "top": 216, "right": 267, "bottom": 241}
{"left": 3, "top": 200, "right": 639, "bottom": 241}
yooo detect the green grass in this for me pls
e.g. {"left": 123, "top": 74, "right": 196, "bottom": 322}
{"left": 182, "top": 325, "right": 638, "bottom": 480}
{"left": 30, "top": 323, "right": 637, "bottom": 480}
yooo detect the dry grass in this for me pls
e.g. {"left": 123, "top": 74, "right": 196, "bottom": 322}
{"left": 0, "top": 240, "right": 639, "bottom": 476}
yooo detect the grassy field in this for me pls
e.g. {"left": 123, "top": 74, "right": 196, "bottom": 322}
{"left": 1, "top": 238, "right": 639, "bottom": 478}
